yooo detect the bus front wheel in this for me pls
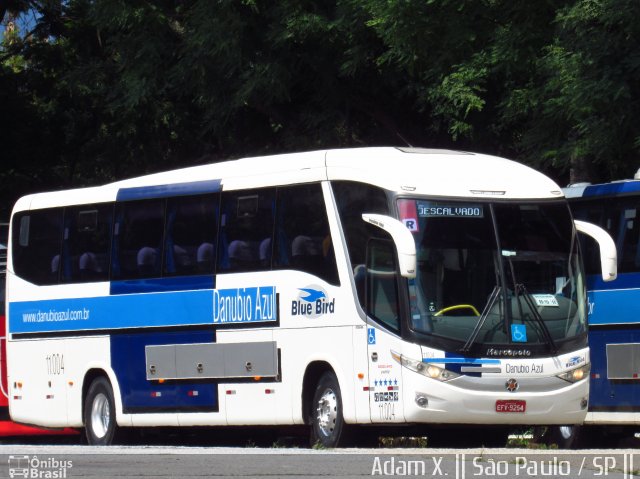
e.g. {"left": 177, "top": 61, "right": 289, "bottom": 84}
{"left": 84, "top": 377, "right": 118, "bottom": 445}
{"left": 310, "top": 371, "right": 349, "bottom": 448}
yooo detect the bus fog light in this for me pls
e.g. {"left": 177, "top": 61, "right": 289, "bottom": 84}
{"left": 581, "top": 397, "right": 588, "bottom": 409}
{"left": 415, "top": 394, "right": 429, "bottom": 408}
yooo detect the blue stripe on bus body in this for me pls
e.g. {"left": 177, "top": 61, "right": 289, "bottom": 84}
{"left": 587, "top": 287, "right": 640, "bottom": 326}
{"left": 9, "top": 290, "right": 215, "bottom": 334}
{"left": 588, "top": 328, "right": 640, "bottom": 410}
{"left": 587, "top": 272, "right": 640, "bottom": 292}
{"left": 111, "top": 329, "right": 218, "bottom": 413}
{"left": 580, "top": 181, "right": 640, "bottom": 198}
{"left": 9, "top": 285, "right": 278, "bottom": 334}
{"left": 439, "top": 353, "right": 501, "bottom": 378}
{"left": 116, "top": 179, "right": 222, "bottom": 201}
{"left": 423, "top": 357, "right": 501, "bottom": 365}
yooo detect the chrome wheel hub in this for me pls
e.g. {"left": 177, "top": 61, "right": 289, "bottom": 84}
{"left": 316, "top": 387, "right": 338, "bottom": 437}
{"left": 90, "top": 392, "right": 111, "bottom": 438}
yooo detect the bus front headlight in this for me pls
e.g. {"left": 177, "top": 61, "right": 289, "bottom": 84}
{"left": 556, "top": 363, "right": 591, "bottom": 383}
{"left": 391, "top": 350, "right": 459, "bottom": 382}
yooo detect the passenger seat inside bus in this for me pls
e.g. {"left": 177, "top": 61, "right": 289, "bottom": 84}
{"left": 137, "top": 246, "right": 159, "bottom": 276}
{"left": 228, "top": 239, "right": 260, "bottom": 270}
{"left": 79, "top": 251, "right": 103, "bottom": 280}
{"left": 197, "top": 242, "right": 214, "bottom": 273}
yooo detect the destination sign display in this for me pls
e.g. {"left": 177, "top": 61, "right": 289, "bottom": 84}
{"left": 417, "top": 202, "right": 484, "bottom": 218}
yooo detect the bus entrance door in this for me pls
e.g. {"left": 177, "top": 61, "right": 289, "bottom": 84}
{"left": 365, "top": 238, "right": 406, "bottom": 424}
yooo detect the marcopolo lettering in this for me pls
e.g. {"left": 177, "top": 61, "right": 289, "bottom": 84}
{"left": 213, "top": 286, "right": 276, "bottom": 324}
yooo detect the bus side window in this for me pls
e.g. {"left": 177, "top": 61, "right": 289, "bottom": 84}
{"left": 274, "top": 184, "right": 339, "bottom": 285}
{"left": 62, "top": 204, "right": 113, "bottom": 283}
{"left": 164, "top": 194, "right": 219, "bottom": 276}
{"left": 112, "top": 199, "right": 165, "bottom": 280}
{"left": 12, "top": 208, "right": 64, "bottom": 285}
{"left": 366, "top": 239, "right": 400, "bottom": 333}
{"left": 618, "top": 206, "right": 640, "bottom": 272}
{"left": 218, "top": 189, "right": 275, "bottom": 273}
{"left": 332, "top": 181, "right": 389, "bottom": 307}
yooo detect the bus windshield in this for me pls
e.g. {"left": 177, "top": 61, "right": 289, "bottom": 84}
{"left": 398, "top": 199, "right": 586, "bottom": 351}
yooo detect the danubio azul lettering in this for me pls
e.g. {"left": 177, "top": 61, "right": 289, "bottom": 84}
{"left": 213, "top": 287, "right": 277, "bottom": 324}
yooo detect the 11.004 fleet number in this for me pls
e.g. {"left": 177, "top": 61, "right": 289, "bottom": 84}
{"left": 378, "top": 402, "right": 396, "bottom": 421}
{"left": 45, "top": 353, "right": 65, "bottom": 375}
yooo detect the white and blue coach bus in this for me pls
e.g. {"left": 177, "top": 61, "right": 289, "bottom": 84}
{"left": 5, "top": 148, "right": 616, "bottom": 446}
{"left": 560, "top": 175, "right": 640, "bottom": 446}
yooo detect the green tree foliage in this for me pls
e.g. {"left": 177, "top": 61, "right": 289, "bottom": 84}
{"left": 522, "top": 0, "right": 640, "bottom": 181}
{"left": 2, "top": 0, "right": 640, "bottom": 214}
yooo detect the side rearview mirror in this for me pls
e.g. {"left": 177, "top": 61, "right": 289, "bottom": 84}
{"left": 362, "top": 213, "right": 416, "bottom": 278}
{"left": 574, "top": 219, "right": 617, "bottom": 282}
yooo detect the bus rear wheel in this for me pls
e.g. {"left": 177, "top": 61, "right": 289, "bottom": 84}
{"left": 84, "top": 377, "right": 118, "bottom": 445}
{"left": 310, "top": 372, "right": 349, "bottom": 448}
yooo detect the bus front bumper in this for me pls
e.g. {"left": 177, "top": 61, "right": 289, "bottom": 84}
{"left": 401, "top": 373, "right": 588, "bottom": 425}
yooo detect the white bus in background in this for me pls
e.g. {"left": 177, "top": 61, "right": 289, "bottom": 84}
{"left": 5, "top": 147, "right": 616, "bottom": 446}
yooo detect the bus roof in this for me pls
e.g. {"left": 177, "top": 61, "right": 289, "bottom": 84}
{"left": 14, "top": 147, "right": 564, "bottom": 211}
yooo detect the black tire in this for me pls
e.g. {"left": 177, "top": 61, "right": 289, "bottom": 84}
{"left": 310, "top": 371, "right": 349, "bottom": 448}
{"left": 84, "top": 377, "right": 118, "bottom": 445}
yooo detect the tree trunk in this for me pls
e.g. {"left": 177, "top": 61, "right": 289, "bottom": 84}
{"left": 569, "top": 154, "right": 593, "bottom": 185}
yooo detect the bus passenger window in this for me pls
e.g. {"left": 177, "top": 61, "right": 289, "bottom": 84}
{"left": 12, "top": 208, "right": 63, "bottom": 285}
{"left": 218, "top": 189, "right": 275, "bottom": 273}
{"left": 164, "top": 194, "right": 218, "bottom": 276}
{"left": 274, "top": 184, "right": 339, "bottom": 285}
{"left": 62, "top": 204, "right": 112, "bottom": 283}
{"left": 112, "top": 199, "right": 165, "bottom": 280}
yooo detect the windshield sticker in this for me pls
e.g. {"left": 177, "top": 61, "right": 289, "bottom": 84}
{"left": 417, "top": 202, "right": 484, "bottom": 218}
{"left": 511, "top": 324, "right": 528, "bottom": 343}
{"left": 532, "top": 294, "right": 559, "bottom": 307}
{"left": 398, "top": 199, "right": 419, "bottom": 232}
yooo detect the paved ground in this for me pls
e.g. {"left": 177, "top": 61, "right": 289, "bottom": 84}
{"left": 0, "top": 444, "right": 637, "bottom": 479}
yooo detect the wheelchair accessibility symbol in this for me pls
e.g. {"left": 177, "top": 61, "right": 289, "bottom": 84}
{"left": 368, "top": 328, "right": 376, "bottom": 345}
{"left": 511, "top": 324, "right": 528, "bottom": 343}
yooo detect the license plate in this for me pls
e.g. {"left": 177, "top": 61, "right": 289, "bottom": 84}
{"left": 496, "top": 399, "right": 526, "bottom": 413}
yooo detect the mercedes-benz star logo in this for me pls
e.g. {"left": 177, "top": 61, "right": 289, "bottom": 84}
{"left": 505, "top": 378, "right": 519, "bottom": 392}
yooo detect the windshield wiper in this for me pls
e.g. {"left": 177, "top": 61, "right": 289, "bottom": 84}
{"left": 460, "top": 285, "right": 501, "bottom": 353}
{"left": 515, "top": 283, "right": 558, "bottom": 355}
{"left": 503, "top": 252, "right": 558, "bottom": 354}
